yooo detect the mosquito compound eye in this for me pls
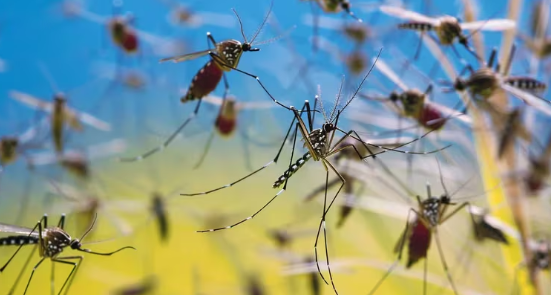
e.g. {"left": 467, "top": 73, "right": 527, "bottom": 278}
{"left": 242, "top": 43, "right": 251, "bottom": 51}
{"left": 323, "top": 124, "right": 334, "bottom": 133}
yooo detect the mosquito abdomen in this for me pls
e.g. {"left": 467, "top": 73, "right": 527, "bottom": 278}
{"left": 398, "top": 22, "right": 433, "bottom": 32}
{"left": 419, "top": 105, "right": 445, "bottom": 130}
{"left": 406, "top": 219, "right": 431, "bottom": 268}
{"left": 181, "top": 61, "right": 224, "bottom": 103}
{"left": 0, "top": 235, "right": 39, "bottom": 246}
{"left": 273, "top": 153, "right": 312, "bottom": 188}
{"left": 504, "top": 76, "right": 547, "bottom": 92}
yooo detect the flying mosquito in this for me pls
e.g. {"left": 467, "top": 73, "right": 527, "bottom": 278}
{"left": 9, "top": 88, "right": 111, "bottom": 154}
{"left": 440, "top": 46, "right": 551, "bottom": 117}
{"left": 179, "top": 52, "right": 452, "bottom": 294}
{"left": 0, "top": 123, "right": 46, "bottom": 172}
{"left": 159, "top": 0, "right": 236, "bottom": 28}
{"left": 191, "top": 94, "right": 280, "bottom": 170}
{"left": 29, "top": 138, "right": 126, "bottom": 181}
{"left": 0, "top": 214, "right": 135, "bottom": 295}
{"left": 118, "top": 2, "right": 294, "bottom": 162}
{"left": 469, "top": 206, "right": 508, "bottom": 244}
{"left": 379, "top": 5, "right": 516, "bottom": 60}
{"left": 64, "top": 0, "right": 184, "bottom": 57}
{"left": 516, "top": 0, "right": 551, "bottom": 74}
{"left": 367, "top": 159, "right": 478, "bottom": 295}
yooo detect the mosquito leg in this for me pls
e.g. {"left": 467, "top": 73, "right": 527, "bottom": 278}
{"left": 310, "top": 0, "right": 320, "bottom": 52}
{"left": 23, "top": 257, "right": 46, "bottom": 295}
{"left": 413, "top": 33, "right": 425, "bottom": 61}
{"left": 54, "top": 256, "right": 83, "bottom": 295}
{"left": 304, "top": 178, "right": 341, "bottom": 202}
{"left": 433, "top": 226, "right": 459, "bottom": 295}
{"left": 423, "top": 253, "right": 428, "bottom": 295}
{"left": 181, "top": 101, "right": 310, "bottom": 197}
{"left": 368, "top": 209, "right": 417, "bottom": 295}
{"left": 238, "top": 124, "right": 255, "bottom": 172}
{"left": 192, "top": 128, "right": 217, "bottom": 170}
{"left": 0, "top": 214, "right": 45, "bottom": 272}
{"left": 7, "top": 245, "right": 37, "bottom": 295}
{"left": 57, "top": 214, "right": 66, "bottom": 229}
{"left": 51, "top": 259, "right": 55, "bottom": 295}
{"left": 196, "top": 120, "right": 302, "bottom": 232}
{"left": 313, "top": 171, "right": 334, "bottom": 286}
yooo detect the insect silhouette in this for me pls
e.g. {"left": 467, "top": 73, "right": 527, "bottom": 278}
{"left": 0, "top": 214, "right": 135, "bottom": 295}
{"left": 469, "top": 206, "right": 508, "bottom": 244}
{"left": 379, "top": 5, "right": 516, "bottom": 60}
{"left": 9, "top": 89, "right": 111, "bottom": 154}
{"left": 118, "top": 2, "right": 293, "bottom": 162}
{"left": 179, "top": 51, "right": 452, "bottom": 294}
{"left": 367, "top": 159, "right": 477, "bottom": 295}
{"left": 441, "top": 47, "right": 551, "bottom": 117}
{"left": 191, "top": 94, "right": 279, "bottom": 170}
{"left": 0, "top": 124, "right": 45, "bottom": 172}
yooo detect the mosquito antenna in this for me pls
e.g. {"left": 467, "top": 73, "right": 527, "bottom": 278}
{"left": 329, "top": 76, "right": 346, "bottom": 122}
{"left": 426, "top": 181, "right": 432, "bottom": 197}
{"left": 338, "top": 48, "right": 383, "bottom": 115}
{"left": 252, "top": 25, "right": 296, "bottom": 47}
{"left": 316, "top": 85, "right": 329, "bottom": 123}
{"left": 79, "top": 212, "right": 98, "bottom": 242}
{"left": 231, "top": 8, "right": 248, "bottom": 44}
{"left": 502, "top": 44, "right": 516, "bottom": 77}
{"left": 434, "top": 156, "right": 450, "bottom": 196}
{"left": 249, "top": 0, "right": 274, "bottom": 44}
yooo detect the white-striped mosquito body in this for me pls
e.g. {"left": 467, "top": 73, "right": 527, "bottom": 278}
{"left": 440, "top": 47, "right": 551, "bottom": 117}
{"left": 191, "top": 94, "right": 280, "bottom": 170}
{"left": 8, "top": 89, "right": 111, "bottom": 154}
{"left": 367, "top": 158, "right": 478, "bottom": 295}
{"left": 118, "top": 2, "right": 295, "bottom": 162}
{"left": 179, "top": 52, "right": 452, "bottom": 294}
{"left": 0, "top": 214, "right": 135, "bottom": 295}
{"left": 379, "top": 5, "right": 516, "bottom": 60}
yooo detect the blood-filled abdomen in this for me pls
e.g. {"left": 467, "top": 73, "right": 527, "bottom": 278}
{"left": 406, "top": 219, "right": 431, "bottom": 268}
{"left": 419, "top": 105, "right": 445, "bottom": 130}
{"left": 182, "top": 60, "right": 223, "bottom": 103}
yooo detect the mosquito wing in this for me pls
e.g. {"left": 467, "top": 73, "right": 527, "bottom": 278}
{"left": 9, "top": 90, "right": 53, "bottom": 113}
{"left": 201, "top": 94, "right": 224, "bottom": 106}
{"left": 425, "top": 101, "right": 472, "bottom": 126}
{"left": 237, "top": 101, "right": 278, "bottom": 111}
{"left": 64, "top": 108, "right": 111, "bottom": 131}
{"left": 501, "top": 83, "right": 551, "bottom": 117}
{"left": 373, "top": 58, "right": 409, "bottom": 91}
{"left": 0, "top": 223, "right": 40, "bottom": 236}
{"left": 460, "top": 19, "right": 516, "bottom": 31}
{"left": 159, "top": 48, "right": 212, "bottom": 63}
{"left": 379, "top": 6, "right": 440, "bottom": 26}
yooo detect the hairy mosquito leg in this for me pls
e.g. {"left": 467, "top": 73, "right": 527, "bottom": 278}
{"left": 55, "top": 256, "right": 83, "bottom": 295}
{"left": 1, "top": 214, "right": 46, "bottom": 272}
{"left": 368, "top": 209, "right": 416, "bottom": 295}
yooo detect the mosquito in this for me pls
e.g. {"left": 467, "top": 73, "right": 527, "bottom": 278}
{"left": 8, "top": 86, "right": 111, "bottom": 154}
{"left": 379, "top": 5, "right": 516, "bottom": 60}
{"left": 159, "top": 0, "right": 236, "bottom": 29}
{"left": 517, "top": 0, "right": 551, "bottom": 74}
{"left": 179, "top": 52, "right": 451, "bottom": 294}
{"left": 118, "top": 3, "right": 293, "bottom": 162}
{"left": 0, "top": 124, "right": 46, "bottom": 172}
{"left": 29, "top": 138, "right": 126, "bottom": 181}
{"left": 0, "top": 214, "right": 135, "bottom": 295}
{"left": 367, "top": 159, "right": 478, "bottom": 295}
{"left": 440, "top": 46, "right": 551, "bottom": 117}
{"left": 191, "top": 94, "right": 280, "bottom": 170}
{"left": 469, "top": 206, "right": 509, "bottom": 244}
{"left": 522, "top": 132, "right": 551, "bottom": 194}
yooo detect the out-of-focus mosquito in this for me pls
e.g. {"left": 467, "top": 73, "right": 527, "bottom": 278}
{"left": 29, "top": 139, "right": 126, "bottom": 181}
{"left": 367, "top": 159, "right": 478, "bottom": 295}
{"left": 159, "top": 0, "right": 236, "bottom": 29}
{"left": 0, "top": 124, "right": 46, "bottom": 173}
{"left": 112, "top": 276, "right": 157, "bottom": 295}
{"left": 440, "top": 47, "right": 551, "bottom": 117}
{"left": 180, "top": 53, "right": 451, "bottom": 294}
{"left": 0, "top": 214, "right": 134, "bottom": 295}
{"left": 516, "top": 0, "right": 551, "bottom": 74}
{"left": 312, "top": 35, "right": 370, "bottom": 76}
{"left": 379, "top": 5, "right": 516, "bottom": 60}
{"left": 190, "top": 94, "right": 280, "bottom": 170}
{"left": 63, "top": 0, "right": 185, "bottom": 57}
{"left": 8, "top": 86, "right": 111, "bottom": 154}
{"left": 468, "top": 206, "right": 508, "bottom": 244}
{"left": 118, "top": 3, "right": 294, "bottom": 162}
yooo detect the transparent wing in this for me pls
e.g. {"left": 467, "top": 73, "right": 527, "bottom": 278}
{"left": 237, "top": 101, "right": 278, "bottom": 111}
{"left": 9, "top": 90, "right": 53, "bottom": 113}
{"left": 460, "top": 19, "right": 516, "bottom": 31}
{"left": 425, "top": 101, "right": 472, "bottom": 126}
{"left": 379, "top": 5, "right": 440, "bottom": 26}
{"left": 159, "top": 49, "right": 212, "bottom": 63}
{"left": 373, "top": 58, "right": 409, "bottom": 91}
{"left": 133, "top": 28, "right": 187, "bottom": 56}
{"left": 501, "top": 83, "right": 551, "bottom": 117}
{"left": 64, "top": 108, "right": 111, "bottom": 131}
{"left": 0, "top": 223, "right": 39, "bottom": 236}
{"left": 201, "top": 95, "right": 225, "bottom": 106}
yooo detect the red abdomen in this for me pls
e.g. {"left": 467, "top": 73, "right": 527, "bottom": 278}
{"left": 419, "top": 105, "right": 445, "bottom": 130}
{"left": 215, "top": 114, "right": 236, "bottom": 136}
{"left": 122, "top": 32, "right": 138, "bottom": 53}
{"left": 525, "top": 175, "right": 544, "bottom": 194}
{"left": 182, "top": 61, "right": 223, "bottom": 102}
{"left": 406, "top": 220, "right": 431, "bottom": 268}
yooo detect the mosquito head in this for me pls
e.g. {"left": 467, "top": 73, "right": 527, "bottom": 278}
{"left": 389, "top": 91, "right": 400, "bottom": 102}
{"left": 53, "top": 92, "right": 66, "bottom": 103}
{"left": 322, "top": 123, "right": 336, "bottom": 133}
{"left": 440, "top": 194, "right": 454, "bottom": 205}
{"left": 242, "top": 42, "right": 260, "bottom": 52}
{"left": 341, "top": 1, "right": 350, "bottom": 12}
{"left": 453, "top": 78, "right": 467, "bottom": 92}
{"left": 70, "top": 239, "right": 83, "bottom": 250}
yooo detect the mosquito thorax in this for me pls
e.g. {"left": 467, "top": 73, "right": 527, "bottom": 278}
{"left": 467, "top": 68, "right": 499, "bottom": 99}
{"left": 43, "top": 228, "right": 72, "bottom": 257}
{"left": 436, "top": 16, "right": 462, "bottom": 45}
{"left": 400, "top": 89, "right": 425, "bottom": 115}
{"left": 343, "top": 23, "right": 369, "bottom": 44}
{"left": 422, "top": 197, "right": 441, "bottom": 226}
{"left": 0, "top": 137, "right": 18, "bottom": 158}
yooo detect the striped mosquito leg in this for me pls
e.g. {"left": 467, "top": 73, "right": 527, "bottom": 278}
{"left": 180, "top": 101, "right": 311, "bottom": 197}
{"left": 0, "top": 214, "right": 46, "bottom": 272}
{"left": 272, "top": 152, "right": 312, "bottom": 188}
